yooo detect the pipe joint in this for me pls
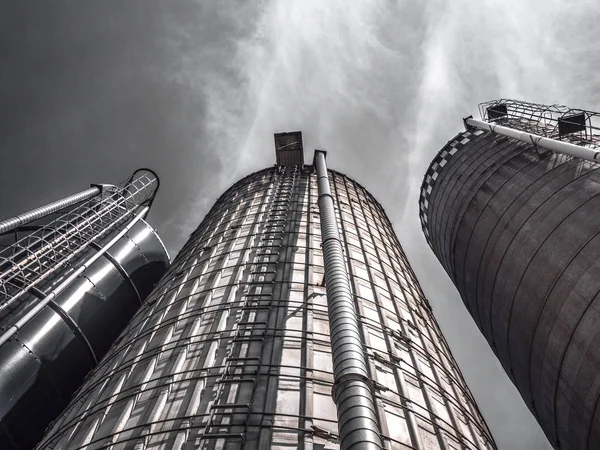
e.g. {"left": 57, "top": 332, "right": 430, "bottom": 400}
{"left": 331, "top": 372, "right": 375, "bottom": 405}
{"left": 318, "top": 193, "right": 335, "bottom": 203}
{"left": 321, "top": 236, "right": 342, "bottom": 247}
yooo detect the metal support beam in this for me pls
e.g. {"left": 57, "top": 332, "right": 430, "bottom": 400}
{"left": 0, "top": 186, "right": 101, "bottom": 235}
{"left": 0, "top": 206, "right": 149, "bottom": 348}
{"left": 465, "top": 117, "right": 600, "bottom": 163}
{"left": 314, "top": 150, "right": 382, "bottom": 450}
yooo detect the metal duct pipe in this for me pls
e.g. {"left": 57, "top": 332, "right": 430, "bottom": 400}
{"left": 0, "top": 186, "right": 101, "bottom": 235}
{"left": 465, "top": 117, "right": 600, "bottom": 163}
{"left": 0, "top": 206, "right": 149, "bottom": 348}
{"left": 314, "top": 150, "right": 383, "bottom": 450}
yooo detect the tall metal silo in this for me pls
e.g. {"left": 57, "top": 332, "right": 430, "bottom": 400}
{"left": 38, "top": 135, "right": 495, "bottom": 450}
{"left": 0, "top": 169, "right": 170, "bottom": 449}
{"left": 419, "top": 100, "right": 600, "bottom": 450}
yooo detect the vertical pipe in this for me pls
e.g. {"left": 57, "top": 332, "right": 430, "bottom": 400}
{"left": 0, "top": 186, "right": 102, "bottom": 235}
{"left": 314, "top": 150, "right": 383, "bottom": 450}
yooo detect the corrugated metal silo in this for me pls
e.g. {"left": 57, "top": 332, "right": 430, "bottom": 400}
{"left": 420, "top": 100, "right": 600, "bottom": 450}
{"left": 38, "top": 142, "right": 495, "bottom": 449}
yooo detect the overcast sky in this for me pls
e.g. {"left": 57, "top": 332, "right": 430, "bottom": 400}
{"left": 2, "top": 2, "right": 599, "bottom": 448}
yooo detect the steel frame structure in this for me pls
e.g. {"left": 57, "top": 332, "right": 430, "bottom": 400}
{"left": 0, "top": 169, "right": 159, "bottom": 314}
{"left": 478, "top": 99, "right": 600, "bottom": 149}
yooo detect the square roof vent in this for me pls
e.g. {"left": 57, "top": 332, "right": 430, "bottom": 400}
{"left": 487, "top": 104, "right": 508, "bottom": 121}
{"left": 274, "top": 131, "right": 304, "bottom": 166}
{"left": 558, "top": 112, "right": 586, "bottom": 136}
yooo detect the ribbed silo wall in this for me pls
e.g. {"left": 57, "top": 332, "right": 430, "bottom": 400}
{"left": 38, "top": 165, "right": 495, "bottom": 449}
{"left": 420, "top": 130, "right": 600, "bottom": 450}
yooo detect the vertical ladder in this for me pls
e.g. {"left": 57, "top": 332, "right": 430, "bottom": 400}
{"left": 200, "top": 166, "right": 299, "bottom": 448}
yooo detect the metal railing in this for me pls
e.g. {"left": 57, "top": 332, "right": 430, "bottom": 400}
{"left": 0, "top": 170, "right": 159, "bottom": 312}
{"left": 477, "top": 99, "right": 600, "bottom": 149}
{"left": 0, "top": 206, "right": 150, "bottom": 347}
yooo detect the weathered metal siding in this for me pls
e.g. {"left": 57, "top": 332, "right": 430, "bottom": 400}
{"left": 420, "top": 130, "right": 600, "bottom": 450}
{"left": 39, "top": 166, "right": 495, "bottom": 450}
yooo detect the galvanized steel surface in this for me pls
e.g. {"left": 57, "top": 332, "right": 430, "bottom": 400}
{"left": 0, "top": 170, "right": 158, "bottom": 307}
{"left": 0, "top": 207, "right": 148, "bottom": 348}
{"left": 420, "top": 130, "right": 600, "bottom": 449}
{"left": 0, "top": 186, "right": 101, "bottom": 235}
{"left": 315, "top": 150, "right": 382, "bottom": 450}
{"left": 38, "top": 166, "right": 495, "bottom": 450}
{"left": 0, "top": 171, "right": 169, "bottom": 449}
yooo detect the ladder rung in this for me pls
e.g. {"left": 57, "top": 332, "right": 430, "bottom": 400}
{"left": 236, "top": 321, "right": 268, "bottom": 328}
{"left": 210, "top": 403, "right": 251, "bottom": 411}
{"left": 217, "top": 377, "right": 257, "bottom": 385}
{"left": 241, "top": 304, "right": 271, "bottom": 311}
{"left": 233, "top": 335, "right": 265, "bottom": 342}
{"left": 225, "top": 357, "right": 261, "bottom": 363}
{"left": 201, "top": 432, "right": 245, "bottom": 440}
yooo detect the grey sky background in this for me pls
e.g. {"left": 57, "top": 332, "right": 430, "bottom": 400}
{"left": 1, "top": 2, "right": 599, "bottom": 448}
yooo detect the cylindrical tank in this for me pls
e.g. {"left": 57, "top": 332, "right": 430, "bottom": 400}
{"left": 0, "top": 171, "right": 170, "bottom": 450}
{"left": 0, "top": 219, "right": 169, "bottom": 450}
{"left": 420, "top": 129, "right": 600, "bottom": 450}
{"left": 38, "top": 164, "right": 495, "bottom": 450}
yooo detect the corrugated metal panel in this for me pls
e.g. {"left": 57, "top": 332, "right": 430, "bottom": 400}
{"left": 421, "top": 130, "right": 600, "bottom": 450}
{"left": 39, "top": 166, "right": 495, "bottom": 450}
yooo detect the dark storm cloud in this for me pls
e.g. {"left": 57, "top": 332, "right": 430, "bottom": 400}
{"left": 0, "top": 1, "right": 260, "bottom": 252}
{"left": 2, "top": 1, "right": 599, "bottom": 448}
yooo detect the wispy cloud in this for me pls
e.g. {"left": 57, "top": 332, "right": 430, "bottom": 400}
{"left": 408, "top": 0, "right": 567, "bottom": 196}
{"left": 197, "top": 1, "right": 428, "bottom": 202}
